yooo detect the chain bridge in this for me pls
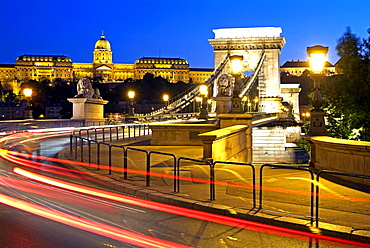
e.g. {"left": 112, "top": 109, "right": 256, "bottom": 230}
{"left": 149, "top": 27, "right": 300, "bottom": 119}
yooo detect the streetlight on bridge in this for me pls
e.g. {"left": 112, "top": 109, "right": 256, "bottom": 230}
{"left": 229, "top": 55, "right": 244, "bottom": 113}
{"left": 199, "top": 84, "right": 208, "bottom": 120}
{"left": 163, "top": 94, "right": 169, "bottom": 109}
{"left": 306, "top": 45, "right": 330, "bottom": 137}
{"left": 23, "top": 88, "right": 33, "bottom": 119}
{"left": 127, "top": 90, "right": 135, "bottom": 117}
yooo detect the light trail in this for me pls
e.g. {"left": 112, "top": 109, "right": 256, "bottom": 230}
{"left": 3, "top": 147, "right": 370, "bottom": 204}
{"left": 0, "top": 192, "right": 190, "bottom": 248}
{"left": 13, "top": 167, "right": 370, "bottom": 247}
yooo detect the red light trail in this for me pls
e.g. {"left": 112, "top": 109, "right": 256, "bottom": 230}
{"left": 12, "top": 167, "right": 370, "bottom": 247}
{"left": 0, "top": 192, "right": 190, "bottom": 248}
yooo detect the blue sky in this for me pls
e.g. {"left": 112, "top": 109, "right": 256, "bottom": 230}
{"left": 1, "top": 0, "right": 369, "bottom": 68}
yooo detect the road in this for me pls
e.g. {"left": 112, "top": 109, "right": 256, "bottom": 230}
{"left": 0, "top": 129, "right": 367, "bottom": 247}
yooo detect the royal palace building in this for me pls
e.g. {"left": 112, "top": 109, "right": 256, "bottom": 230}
{"left": 0, "top": 33, "right": 213, "bottom": 93}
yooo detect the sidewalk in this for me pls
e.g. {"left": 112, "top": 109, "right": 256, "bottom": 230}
{"left": 59, "top": 135, "right": 370, "bottom": 244}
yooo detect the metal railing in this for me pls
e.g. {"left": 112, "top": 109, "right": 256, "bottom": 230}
{"left": 69, "top": 136, "right": 370, "bottom": 227}
{"left": 259, "top": 164, "right": 315, "bottom": 224}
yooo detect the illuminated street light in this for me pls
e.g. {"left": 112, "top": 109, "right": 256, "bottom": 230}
{"left": 199, "top": 84, "right": 208, "bottom": 120}
{"left": 23, "top": 88, "right": 32, "bottom": 98}
{"left": 242, "top": 96, "right": 247, "bottom": 112}
{"left": 229, "top": 55, "right": 244, "bottom": 113}
{"left": 254, "top": 96, "right": 259, "bottom": 112}
{"left": 127, "top": 90, "right": 135, "bottom": 117}
{"left": 23, "top": 88, "right": 33, "bottom": 119}
{"left": 163, "top": 94, "right": 169, "bottom": 110}
{"left": 306, "top": 45, "right": 330, "bottom": 137}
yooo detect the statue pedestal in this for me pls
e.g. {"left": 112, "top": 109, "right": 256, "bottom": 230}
{"left": 67, "top": 98, "right": 108, "bottom": 126}
{"left": 213, "top": 96, "right": 232, "bottom": 115}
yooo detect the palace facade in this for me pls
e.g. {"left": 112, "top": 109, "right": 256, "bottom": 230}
{"left": 0, "top": 34, "right": 213, "bottom": 94}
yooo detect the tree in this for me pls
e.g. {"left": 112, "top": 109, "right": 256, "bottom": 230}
{"left": 320, "top": 27, "right": 370, "bottom": 140}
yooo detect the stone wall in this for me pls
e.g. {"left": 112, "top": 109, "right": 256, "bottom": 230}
{"left": 149, "top": 123, "right": 218, "bottom": 145}
{"left": 198, "top": 125, "right": 249, "bottom": 163}
{"left": 310, "top": 136, "right": 370, "bottom": 184}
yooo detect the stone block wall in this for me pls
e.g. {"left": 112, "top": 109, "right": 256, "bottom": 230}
{"left": 198, "top": 125, "right": 249, "bottom": 163}
{"left": 149, "top": 123, "right": 218, "bottom": 146}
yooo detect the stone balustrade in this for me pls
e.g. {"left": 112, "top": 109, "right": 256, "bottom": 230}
{"left": 310, "top": 136, "right": 370, "bottom": 184}
{"left": 198, "top": 125, "right": 250, "bottom": 163}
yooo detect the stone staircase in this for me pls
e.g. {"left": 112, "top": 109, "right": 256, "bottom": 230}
{"left": 252, "top": 127, "right": 308, "bottom": 164}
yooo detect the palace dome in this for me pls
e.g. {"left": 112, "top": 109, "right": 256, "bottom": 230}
{"left": 95, "top": 34, "right": 111, "bottom": 51}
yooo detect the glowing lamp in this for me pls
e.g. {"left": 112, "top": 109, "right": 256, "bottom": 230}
{"left": 128, "top": 91, "right": 135, "bottom": 99}
{"left": 163, "top": 94, "right": 169, "bottom": 102}
{"left": 230, "top": 55, "right": 243, "bottom": 75}
{"left": 307, "top": 45, "right": 328, "bottom": 73}
{"left": 23, "top": 88, "right": 33, "bottom": 98}
{"left": 199, "top": 85, "right": 208, "bottom": 96}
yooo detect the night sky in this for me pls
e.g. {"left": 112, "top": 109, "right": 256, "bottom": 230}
{"left": 1, "top": 0, "right": 369, "bottom": 68}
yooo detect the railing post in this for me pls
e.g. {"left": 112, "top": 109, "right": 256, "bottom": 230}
{"left": 146, "top": 152, "right": 150, "bottom": 187}
{"left": 97, "top": 142, "right": 101, "bottom": 170}
{"left": 102, "top": 128, "right": 105, "bottom": 142}
{"left": 108, "top": 144, "right": 112, "bottom": 175}
{"left": 74, "top": 136, "right": 78, "bottom": 160}
{"left": 109, "top": 127, "right": 112, "bottom": 142}
{"left": 124, "top": 148, "right": 128, "bottom": 179}
{"left": 69, "top": 134, "right": 73, "bottom": 155}
{"left": 210, "top": 162, "right": 215, "bottom": 201}
{"left": 80, "top": 138, "right": 84, "bottom": 162}
{"left": 88, "top": 139, "right": 91, "bottom": 164}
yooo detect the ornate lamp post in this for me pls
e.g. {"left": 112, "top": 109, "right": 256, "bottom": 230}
{"left": 229, "top": 55, "right": 244, "bottom": 113}
{"left": 23, "top": 88, "right": 33, "bottom": 119}
{"left": 127, "top": 90, "right": 135, "bottom": 117}
{"left": 306, "top": 45, "right": 330, "bottom": 137}
{"left": 199, "top": 84, "right": 208, "bottom": 120}
{"left": 163, "top": 94, "right": 169, "bottom": 109}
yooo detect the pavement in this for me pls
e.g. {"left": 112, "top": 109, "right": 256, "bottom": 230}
{"left": 59, "top": 135, "right": 370, "bottom": 244}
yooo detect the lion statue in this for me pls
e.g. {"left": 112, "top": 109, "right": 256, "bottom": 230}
{"left": 75, "top": 77, "right": 94, "bottom": 98}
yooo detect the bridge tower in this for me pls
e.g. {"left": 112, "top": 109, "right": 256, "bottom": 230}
{"left": 208, "top": 27, "right": 286, "bottom": 113}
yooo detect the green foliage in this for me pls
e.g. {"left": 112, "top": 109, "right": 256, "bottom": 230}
{"left": 293, "top": 137, "right": 310, "bottom": 155}
{"left": 320, "top": 27, "right": 370, "bottom": 141}
{"left": 0, "top": 91, "right": 24, "bottom": 103}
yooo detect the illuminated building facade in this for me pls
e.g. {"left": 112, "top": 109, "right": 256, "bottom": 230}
{"left": 280, "top": 60, "right": 336, "bottom": 76}
{"left": 0, "top": 34, "right": 213, "bottom": 94}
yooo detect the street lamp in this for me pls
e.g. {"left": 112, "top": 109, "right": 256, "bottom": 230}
{"left": 242, "top": 96, "right": 247, "bottom": 112}
{"left": 306, "top": 45, "right": 330, "bottom": 137}
{"left": 199, "top": 84, "right": 208, "bottom": 120}
{"left": 127, "top": 90, "right": 135, "bottom": 117}
{"left": 23, "top": 88, "right": 33, "bottom": 119}
{"left": 254, "top": 96, "right": 259, "bottom": 112}
{"left": 163, "top": 94, "right": 169, "bottom": 109}
{"left": 229, "top": 55, "right": 244, "bottom": 113}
